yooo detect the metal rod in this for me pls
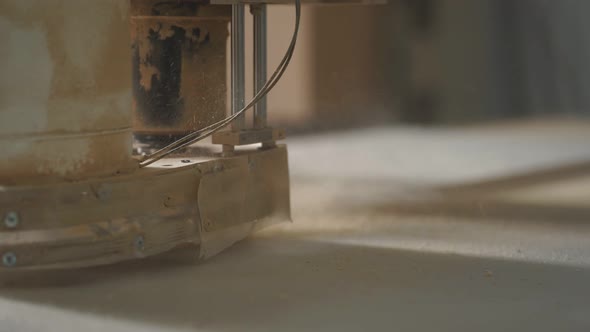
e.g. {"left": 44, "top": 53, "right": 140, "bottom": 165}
{"left": 231, "top": 4, "right": 246, "bottom": 130}
{"left": 252, "top": 4, "right": 268, "bottom": 129}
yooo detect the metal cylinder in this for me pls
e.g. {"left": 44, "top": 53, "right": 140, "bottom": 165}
{"left": 0, "top": 0, "right": 134, "bottom": 184}
{"left": 252, "top": 4, "right": 268, "bottom": 129}
{"left": 231, "top": 4, "right": 246, "bottom": 130}
{"left": 131, "top": 1, "right": 231, "bottom": 142}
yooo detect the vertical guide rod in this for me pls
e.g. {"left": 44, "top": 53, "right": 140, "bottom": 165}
{"left": 231, "top": 4, "right": 246, "bottom": 130}
{"left": 252, "top": 4, "right": 268, "bottom": 129}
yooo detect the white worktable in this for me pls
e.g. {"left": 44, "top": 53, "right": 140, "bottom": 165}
{"left": 2, "top": 119, "right": 590, "bottom": 331}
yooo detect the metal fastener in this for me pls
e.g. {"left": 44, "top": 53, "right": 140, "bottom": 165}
{"left": 2, "top": 252, "right": 17, "bottom": 267}
{"left": 3, "top": 211, "right": 19, "bottom": 229}
{"left": 134, "top": 235, "right": 145, "bottom": 252}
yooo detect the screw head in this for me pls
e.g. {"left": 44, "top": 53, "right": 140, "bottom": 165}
{"left": 134, "top": 235, "right": 145, "bottom": 252}
{"left": 2, "top": 252, "right": 17, "bottom": 267}
{"left": 3, "top": 212, "right": 19, "bottom": 229}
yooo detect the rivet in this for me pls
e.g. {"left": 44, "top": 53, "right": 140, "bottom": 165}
{"left": 2, "top": 252, "right": 17, "bottom": 267}
{"left": 3, "top": 211, "right": 19, "bottom": 229}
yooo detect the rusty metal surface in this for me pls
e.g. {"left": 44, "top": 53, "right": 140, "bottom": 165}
{"left": 131, "top": 0, "right": 232, "bottom": 16}
{"left": 131, "top": 2, "right": 230, "bottom": 137}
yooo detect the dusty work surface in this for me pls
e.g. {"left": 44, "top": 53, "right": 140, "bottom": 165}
{"left": 2, "top": 119, "right": 590, "bottom": 331}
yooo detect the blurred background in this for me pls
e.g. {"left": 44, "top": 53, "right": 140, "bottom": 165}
{"left": 259, "top": 0, "right": 590, "bottom": 130}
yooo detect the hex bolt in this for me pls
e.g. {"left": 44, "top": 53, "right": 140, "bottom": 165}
{"left": 2, "top": 252, "right": 17, "bottom": 267}
{"left": 3, "top": 211, "right": 19, "bottom": 229}
{"left": 134, "top": 235, "right": 145, "bottom": 252}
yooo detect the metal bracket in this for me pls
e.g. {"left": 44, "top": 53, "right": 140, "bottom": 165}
{"left": 212, "top": 128, "right": 285, "bottom": 146}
